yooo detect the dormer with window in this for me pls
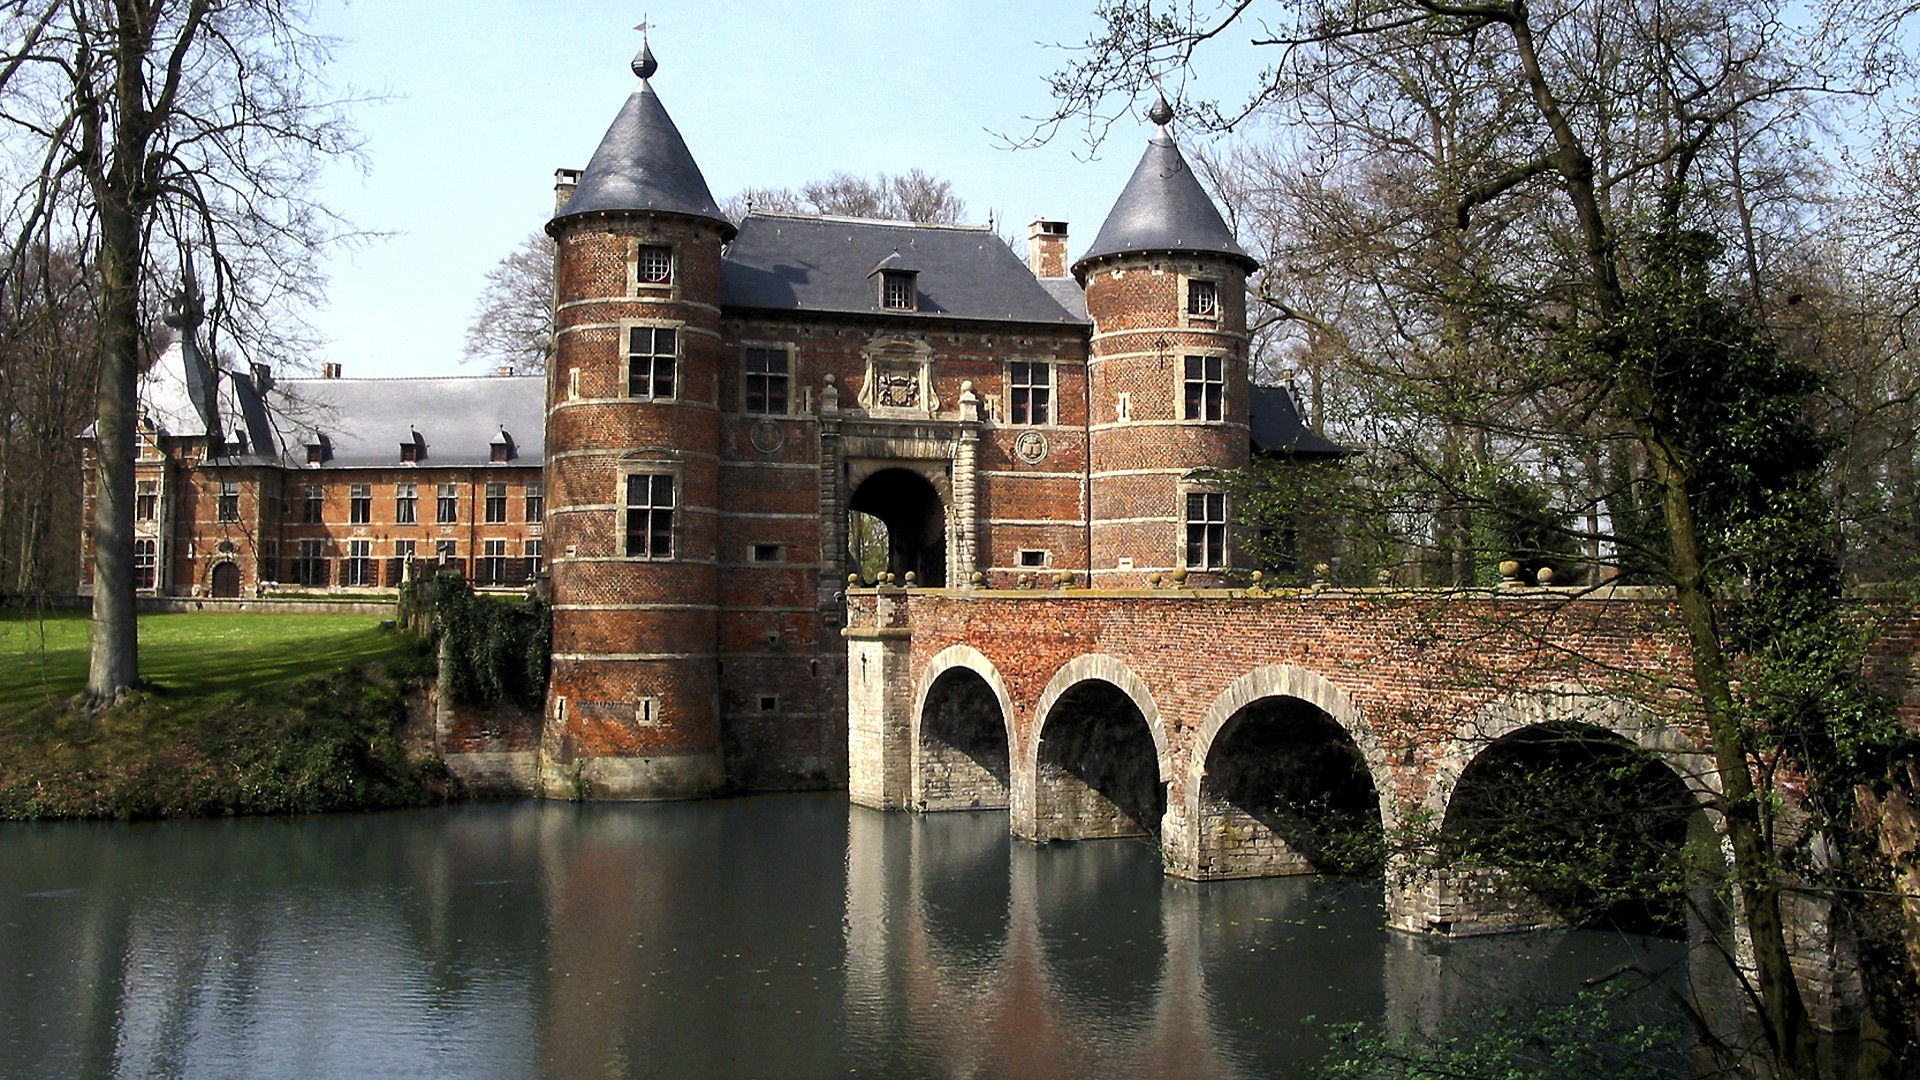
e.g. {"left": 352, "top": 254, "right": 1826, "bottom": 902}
{"left": 490, "top": 428, "right": 516, "bottom": 463}
{"left": 869, "top": 251, "right": 920, "bottom": 312}
{"left": 399, "top": 429, "right": 425, "bottom": 463}
{"left": 304, "top": 433, "right": 331, "bottom": 466}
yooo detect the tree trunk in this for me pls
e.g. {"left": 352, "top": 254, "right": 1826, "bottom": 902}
{"left": 87, "top": 195, "right": 141, "bottom": 697}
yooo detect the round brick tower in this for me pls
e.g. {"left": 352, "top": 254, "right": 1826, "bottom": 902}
{"left": 541, "top": 42, "right": 735, "bottom": 799}
{"left": 1076, "top": 98, "right": 1260, "bottom": 587}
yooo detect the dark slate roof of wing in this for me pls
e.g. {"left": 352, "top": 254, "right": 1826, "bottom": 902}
{"left": 271, "top": 376, "right": 546, "bottom": 468}
{"left": 551, "top": 76, "right": 732, "bottom": 235}
{"left": 1073, "top": 131, "right": 1256, "bottom": 279}
{"left": 722, "top": 213, "right": 1087, "bottom": 325}
{"left": 1250, "top": 383, "right": 1350, "bottom": 458}
{"left": 1039, "top": 277, "right": 1088, "bottom": 321}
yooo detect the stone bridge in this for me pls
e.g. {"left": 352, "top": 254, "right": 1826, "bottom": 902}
{"left": 845, "top": 584, "right": 1752, "bottom": 941}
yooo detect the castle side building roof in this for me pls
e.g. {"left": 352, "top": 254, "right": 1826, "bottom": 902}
{"left": 1249, "top": 383, "right": 1350, "bottom": 458}
{"left": 550, "top": 47, "right": 732, "bottom": 236}
{"left": 722, "top": 213, "right": 1088, "bottom": 326}
{"left": 272, "top": 375, "right": 546, "bottom": 469}
{"left": 1073, "top": 126, "right": 1256, "bottom": 280}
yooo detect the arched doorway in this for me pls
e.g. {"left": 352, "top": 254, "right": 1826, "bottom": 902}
{"left": 848, "top": 466, "right": 946, "bottom": 586}
{"left": 1438, "top": 722, "right": 1702, "bottom": 934}
{"left": 1196, "top": 696, "right": 1383, "bottom": 879}
{"left": 916, "top": 667, "right": 1010, "bottom": 811}
{"left": 1033, "top": 679, "right": 1163, "bottom": 842}
{"left": 210, "top": 561, "right": 241, "bottom": 599}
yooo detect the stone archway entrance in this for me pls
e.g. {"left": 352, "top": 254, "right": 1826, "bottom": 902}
{"left": 848, "top": 466, "right": 947, "bottom": 586}
{"left": 210, "top": 561, "right": 241, "bottom": 598}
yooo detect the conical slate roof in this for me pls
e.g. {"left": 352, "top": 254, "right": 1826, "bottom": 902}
{"left": 551, "top": 47, "right": 733, "bottom": 236}
{"left": 1073, "top": 126, "right": 1255, "bottom": 280}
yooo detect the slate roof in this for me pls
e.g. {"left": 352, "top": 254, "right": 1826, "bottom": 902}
{"left": 722, "top": 214, "right": 1087, "bottom": 326}
{"left": 1074, "top": 130, "right": 1256, "bottom": 279}
{"left": 272, "top": 375, "right": 546, "bottom": 469}
{"left": 550, "top": 64, "right": 732, "bottom": 236}
{"left": 1249, "top": 383, "right": 1350, "bottom": 458}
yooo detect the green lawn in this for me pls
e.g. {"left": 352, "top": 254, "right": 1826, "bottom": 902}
{"left": 0, "top": 610, "right": 412, "bottom": 712}
{"left": 0, "top": 609, "right": 449, "bottom": 820}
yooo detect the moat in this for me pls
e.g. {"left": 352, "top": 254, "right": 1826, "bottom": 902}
{"left": 0, "top": 796, "right": 1687, "bottom": 1079}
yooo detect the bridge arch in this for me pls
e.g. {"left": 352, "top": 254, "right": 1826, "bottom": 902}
{"left": 1168, "top": 665, "right": 1392, "bottom": 880}
{"left": 911, "top": 645, "right": 1017, "bottom": 811}
{"left": 1399, "top": 685, "right": 1724, "bottom": 936}
{"left": 1014, "top": 654, "right": 1169, "bottom": 843}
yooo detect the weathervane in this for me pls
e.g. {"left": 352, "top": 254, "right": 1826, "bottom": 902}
{"left": 632, "top": 15, "right": 657, "bottom": 79}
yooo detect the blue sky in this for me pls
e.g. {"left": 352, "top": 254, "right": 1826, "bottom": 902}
{"left": 301, "top": 1, "right": 1267, "bottom": 378}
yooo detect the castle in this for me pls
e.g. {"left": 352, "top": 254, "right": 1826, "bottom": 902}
{"left": 89, "top": 41, "right": 1337, "bottom": 800}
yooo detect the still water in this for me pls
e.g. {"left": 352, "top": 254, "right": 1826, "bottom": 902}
{"left": 0, "top": 796, "right": 1686, "bottom": 1079}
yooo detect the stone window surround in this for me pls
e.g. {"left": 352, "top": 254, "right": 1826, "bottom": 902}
{"left": 1005, "top": 359, "right": 1054, "bottom": 427}
{"left": 1179, "top": 479, "right": 1229, "bottom": 571}
{"left": 1178, "top": 348, "right": 1229, "bottom": 424}
{"left": 626, "top": 237, "right": 678, "bottom": 296}
{"left": 619, "top": 459, "right": 684, "bottom": 562}
{"left": 624, "top": 318, "right": 681, "bottom": 401}
{"left": 740, "top": 339, "right": 794, "bottom": 416}
{"left": 1181, "top": 271, "right": 1220, "bottom": 326}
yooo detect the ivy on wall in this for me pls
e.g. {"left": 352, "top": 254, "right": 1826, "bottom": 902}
{"left": 420, "top": 573, "right": 550, "bottom": 709}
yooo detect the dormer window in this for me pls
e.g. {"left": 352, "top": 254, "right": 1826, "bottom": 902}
{"left": 636, "top": 244, "right": 673, "bottom": 286}
{"left": 305, "top": 433, "right": 330, "bottom": 465}
{"left": 881, "top": 270, "right": 917, "bottom": 311}
{"left": 400, "top": 430, "right": 425, "bottom": 463}
{"left": 490, "top": 429, "right": 515, "bottom": 463}
{"left": 1187, "top": 279, "right": 1218, "bottom": 318}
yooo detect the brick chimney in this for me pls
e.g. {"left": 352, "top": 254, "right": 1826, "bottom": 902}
{"left": 321, "top": 362, "right": 342, "bottom": 379}
{"left": 554, "top": 168, "right": 582, "bottom": 215}
{"left": 1028, "top": 219, "right": 1069, "bottom": 278}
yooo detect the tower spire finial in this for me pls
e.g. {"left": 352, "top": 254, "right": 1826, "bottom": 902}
{"left": 1148, "top": 90, "right": 1175, "bottom": 129}
{"left": 631, "top": 17, "right": 657, "bottom": 79}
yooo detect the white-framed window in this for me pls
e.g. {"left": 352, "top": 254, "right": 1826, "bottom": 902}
{"left": 525, "top": 539, "right": 544, "bottom": 572}
{"left": 1185, "top": 490, "right": 1227, "bottom": 570}
{"left": 1183, "top": 354, "right": 1224, "bottom": 422}
{"left": 395, "top": 483, "right": 418, "bottom": 524}
{"left": 627, "top": 325, "right": 678, "bottom": 399}
{"left": 301, "top": 484, "right": 324, "bottom": 524}
{"left": 1017, "top": 548, "right": 1049, "bottom": 568}
{"left": 624, "top": 472, "right": 676, "bottom": 560}
{"left": 525, "top": 483, "right": 545, "bottom": 523}
{"left": 743, "top": 345, "right": 791, "bottom": 415}
{"left": 484, "top": 482, "right": 508, "bottom": 524}
{"left": 345, "top": 539, "right": 374, "bottom": 586}
{"left": 295, "top": 538, "right": 328, "bottom": 586}
{"left": 1009, "top": 361, "right": 1052, "bottom": 425}
{"left": 437, "top": 483, "right": 459, "bottom": 524}
{"left": 218, "top": 480, "right": 241, "bottom": 523}
{"left": 480, "top": 538, "right": 508, "bottom": 585}
{"left": 136, "top": 479, "right": 158, "bottom": 521}
{"left": 349, "top": 483, "right": 371, "bottom": 524}
{"left": 635, "top": 243, "right": 673, "bottom": 287}
{"left": 134, "top": 539, "right": 158, "bottom": 590}
{"left": 1186, "top": 278, "right": 1218, "bottom": 318}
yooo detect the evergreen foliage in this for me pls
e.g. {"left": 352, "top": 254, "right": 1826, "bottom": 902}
{"left": 432, "top": 573, "right": 551, "bottom": 709}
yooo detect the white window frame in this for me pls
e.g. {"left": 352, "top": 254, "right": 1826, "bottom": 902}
{"left": 1183, "top": 487, "right": 1228, "bottom": 571}
{"left": 1181, "top": 352, "right": 1226, "bottom": 423}
{"left": 1008, "top": 360, "right": 1053, "bottom": 426}
{"left": 625, "top": 321, "right": 680, "bottom": 400}
{"left": 622, "top": 466, "right": 680, "bottom": 561}
{"left": 742, "top": 343, "right": 793, "bottom": 416}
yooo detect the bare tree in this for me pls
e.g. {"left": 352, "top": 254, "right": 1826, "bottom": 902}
{"left": 0, "top": 0, "right": 361, "bottom": 696}
{"left": 462, "top": 231, "right": 555, "bottom": 375}
{"left": 720, "top": 169, "right": 968, "bottom": 224}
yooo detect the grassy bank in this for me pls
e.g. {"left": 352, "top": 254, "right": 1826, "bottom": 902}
{"left": 0, "top": 610, "right": 457, "bottom": 820}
